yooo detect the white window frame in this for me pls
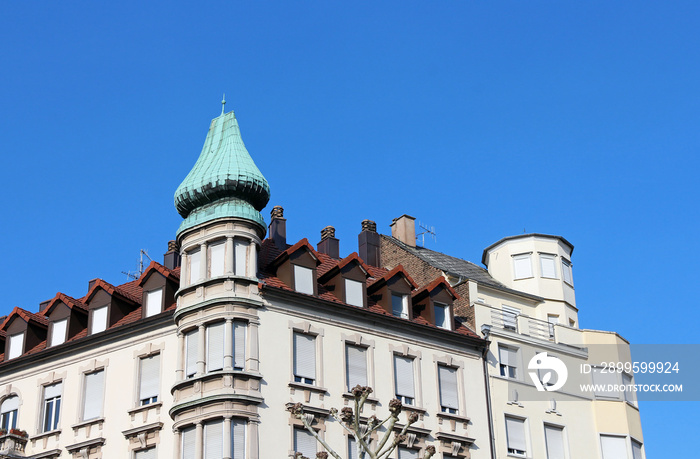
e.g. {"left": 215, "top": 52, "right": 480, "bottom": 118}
{"left": 41, "top": 382, "right": 62, "bottom": 433}
{"left": 391, "top": 293, "right": 409, "bottom": 319}
{"left": 145, "top": 288, "right": 163, "bottom": 318}
{"left": 434, "top": 302, "right": 451, "bottom": 330}
{"left": 437, "top": 364, "right": 459, "bottom": 414}
{"left": 539, "top": 253, "right": 558, "bottom": 279}
{"left": 7, "top": 333, "right": 24, "bottom": 359}
{"left": 50, "top": 319, "right": 68, "bottom": 347}
{"left": 543, "top": 423, "right": 567, "bottom": 459}
{"left": 293, "top": 332, "right": 317, "bottom": 385}
{"left": 293, "top": 426, "right": 317, "bottom": 459}
{"left": 209, "top": 241, "right": 226, "bottom": 278}
{"left": 505, "top": 416, "right": 528, "bottom": 457}
{"left": 599, "top": 434, "right": 629, "bottom": 459}
{"left": 513, "top": 253, "right": 533, "bottom": 280}
{"left": 561, "top": 258, "right": 573, "bottom": 286}
{"left": 185, "top": 329, "right": 198, "bottom": 379}
{"left": 498, "top": 345, "right": 519, "bottom": 380}
{"left": 139, "top": 354, "right": 160, "bottom": 406}
{"left": 393, "top": 354, "right": 416, "bottom": 406}
{"left": 592, "top": 366, "right": 620, "bottom": 399}
{"left": 0, "top": 396, "right": 19, "bottom": 430}
{"left": 91, "top": 306, "right": 108, "bottom": 335}
{"left": 188, "top": 248, "right": 201, "bottom": 285}
{"left": 345, "top": 343, "right": 368, "bottom": 391}
{"left": 344, "top": 278, "right": 364, "bottom": 307}
{"left": 234, "top": 239, "right": 248, "bottom": 276}
{"left": 293, "top": 265, "right": 315, "bottom": 295}
{"left": 82, "top": 369, "right": 105, "bottom": 421}
{"left": 501, "top": 305, "right": 520, "bottom": 332}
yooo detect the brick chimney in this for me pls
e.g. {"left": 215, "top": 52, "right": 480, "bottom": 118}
{"left": 390, "top": 214, "right": 416, "bottom": 247}
{"left": 358, "top": 219, "right": 381, "bottom": 266}
{"left": 317, "top": 226, "right": 340, "bottom": 259}
{"left": 164, "top": 240, "right": 181, "bottom": 270}
{"left": 269, "top": 205, "right": 287, "bottom": 249}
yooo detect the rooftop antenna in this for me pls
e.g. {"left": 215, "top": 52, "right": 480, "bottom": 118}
{"left": 416, "top": 222, "right": 437, "bottom": 247}
{"left": 121, "top": 249, "right": 152, "bottom": 281}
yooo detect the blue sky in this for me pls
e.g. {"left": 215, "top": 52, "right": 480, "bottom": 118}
{"left": 1, "top": 2, "right": 698, "bottom": 456}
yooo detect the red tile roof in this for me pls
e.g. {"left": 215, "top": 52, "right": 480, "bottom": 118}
{"left": 0, "top": 307, "right": 49, "bottom": 331}
{"left": 412, "top": 277, "right": 460, "bottom": 301}
{"left": 40, "top": 293, "right": 89, "bottom": 316}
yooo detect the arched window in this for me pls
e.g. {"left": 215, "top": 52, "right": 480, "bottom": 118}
{"left": 0, "top": 395, "right": 19, "bottom": 430}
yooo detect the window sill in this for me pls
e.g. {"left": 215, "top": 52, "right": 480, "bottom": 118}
{"left": 341, "top": 392, "right": 379, "bottom": 405}
{"left": 29, "top": 429, "right": 61, "bottom": 442}
{"left": 288, "top": 381, "right": 328, "bottom": 394}
{"left": 127, "top": 401, "right": 163, "bottom": 416}
{"left": 71, "top": 417, "right": 104, "bottom": 431}
{"left": 436, "top": 412, "right": 470, "bottom": 423}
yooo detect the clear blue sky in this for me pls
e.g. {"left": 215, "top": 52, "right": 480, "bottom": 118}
{"left": 1, "top": 2, "right": 697, "bottom": 456}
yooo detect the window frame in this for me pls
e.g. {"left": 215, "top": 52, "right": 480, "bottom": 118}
{"left": 512, "top": 253, "right": 533, "bottom": 280}
{"left": 344, "top": 278, "right": 365, "bottom": 307}
{"left": 7, "top": 332, "right": 24, "bottom": 360}
{"left": 188, "top": 248, "right": 202, "bottom": 286}
{"left": 543, "top": 423, "right": 567, "bottom": 459}
{"left": 539, "top": 253, "right": 558, "bottom": 279}
{"left": 90, "top": 305, "right": 108, "bottom": 335}
{"left": 561, "top": 258, "right": 573, "bottom": 286}
{"left": 345, "top": 343, "right": 368, "bottom": 392}
{"left": 433, "top": 302, "right": 451, "bottom": 330}
{"left": 437, "top": 364, "right": 460, "bottom": 415}
{"left": 498, "top": 345, "right": 519, "bottom": 380}
{"left": 41, "top": 382, "right": 63, "bottom": 433}
{"left": 504, "top": 415, "right": 528, "bottom": 458}
{"left": 393, "top": 354, "right": 416, "bottom": 406}
{"left": 0, "top": 396, "right": 19, "bottom": 430}
{"left": 391, "top": 293, "right": 409, "bottom": 319}
{"left": 293, "top": 331, "right": 317, "bottom": 386}
{"left": 293, "top": 265, "right": 315, "bottom": 295}
{"left": 81, "top": 368, "right": 105, "bottom": 422}
{"left": 49, "top": 318, "right": 68, "bottom": 347}
{"left": 144, "top": 288, "right": 164, "bottom": 318}
{"left": 138, "top": 353, "right": 161, "bottom": 407}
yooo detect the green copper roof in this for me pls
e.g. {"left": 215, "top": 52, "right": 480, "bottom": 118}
{"left": 174, "top": 108, "right": 270, "bottom": 234}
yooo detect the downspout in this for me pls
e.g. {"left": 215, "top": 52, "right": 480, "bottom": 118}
{"left": 481, "top": 328, "right": 497, "bottom": 459}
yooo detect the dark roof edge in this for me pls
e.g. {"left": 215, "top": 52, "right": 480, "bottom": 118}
{"left": 481, "top": 233, "right": 574, "bottom": 265}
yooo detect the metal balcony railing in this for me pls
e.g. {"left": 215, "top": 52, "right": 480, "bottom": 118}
{"left": 487, "top": 306, "right": 555, "bottom": 342}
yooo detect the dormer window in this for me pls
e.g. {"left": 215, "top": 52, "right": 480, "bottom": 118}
{"left": 345, "top": 279, "right": 364, "bottom": 307}
{"left": 294, "top": 265, "right": 314, "bottom": 295}
{"left": 144, "top": 289, "right": 163, "bottom": 318}
{"left": 392, "top": 293, "right": 409, "bottom": 319}
{"left": 434, "top": 302, "right": 451, "bottom": 330}
{"left": 49, "top": 319, "right": 68, "bottom": 347}
{"left": 7, "top": 333, "right": 24, "bottom": 359}
{"left": 91, "top": 306, "right": 108, "bottom": 334}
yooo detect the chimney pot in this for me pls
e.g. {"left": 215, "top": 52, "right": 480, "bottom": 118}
{"left": 269, "top": 205, "right": 287, "bottom": 248}
{"left": 317, "top": 225, "right": 340, "bottom": 258}
{"left": 359, "top": 219, "right": 381, "bottom": 266}
{"left": 88, "top": 278, "right": 99, "bottom": 291}
{"left": 164, "top": 240, "right": 181, "bottom": 270}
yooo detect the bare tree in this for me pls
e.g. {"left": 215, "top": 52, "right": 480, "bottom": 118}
{"left": 288, "top": 385, "right": 436, "bottom": 459}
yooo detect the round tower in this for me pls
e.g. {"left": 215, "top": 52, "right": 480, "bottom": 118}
{"left": 170, "top": 104, "right": 268, "bottom": 459}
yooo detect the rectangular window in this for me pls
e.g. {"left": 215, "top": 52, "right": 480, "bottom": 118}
{"left": 600, "top": 435, "right": 628, "bottom": 459}
{"left": 145, "top": 289, "right": 163, "bottom": 318}
{"left": 181, "top": 425, "right": 196, "bottom": 459}
{"left": 231, "top": 419, "right": 246, "bottom": 459}
{"left": 204, "top": 419, "right": 223, "bottom": 459}
{"left": 398, "top": 447, "right": 419, "bottom": 459}
{"left": 139, "top": 354, "right": 160, "bottom": 406}
{"left": 185, "top": 329, "right": 198, "bottom": 378}
{"left": 294, "top": 427, "right": 317, "bottom": 459}
{"left": 391, "top": 293, "right": 408, "bottom": 319}
{"left": 135, "top": 448, "right": 156, "bottom": 459}
{"left": 345, "top": 344, "right": 368, "bottom": 390}
{"left": 498, "top": 345, "right": 518, "bottom": 379}
{"left": 42, "top": 382, "right": 62, "bottom": 432}
{"left": 294, "top": 265, "right": 314, "bottom": 295}
{"left": 622, "top": 373, "right": 636, "bottom": 405}
{"left": 207, "top": 322, "right": 225, "bottom": 372}
{"left": 8, "top": 333, "right": 24, "bottom": 359}
{"left": 393, "top": 355, "right": 415, "bottom": 405}
{"left": 293, "top": 332, "right": 316, "bottom": 385}
{"left": 561, "top": 259, "right": 573, "bottom": 285}
{"left": 209, "top": 242, "right": 225, "bottom": 278}
{"left": 501, "top": 305, "right": 520, "bottom": 331}
{"left": 632, "top": 440, "right": 643, "bottom": 459}
{"left": 537, "top": 355, "right": 560, "bottom": 389}
{"left": 233, "top": 321, "right": 246, "bottom": 371}
{"left": 592, "top": 367, "right": 619, "bottom": 399}
{"left": 50, "top": 319, "right": 68, "bottom": 347}
{"left": 189, "top": 249, "right": 201, "bottom": 285}
{"left": 348, "top": 436, "right": 358, "bottom": 459}
{"left": 438, "top": 365, "right": 459, "bottom": 414}
{"left": 91, "top": 306, "right": 108, "bottom": 334}
{"left": 345, "top": 279, "right": 364, "bottom": 307}
{"left": 547, "top": 315, "right": 559, "bottom": 339}
{"left": 505, "top": 416, "right": 527, "bottom": 457}
{"left": 540, "top": 254, "right": 558, "bottom": 279}
{"left": 82, "top": 369, "right": 105, "bottom": 421}
{"left": 234, "top": 240, "right": 248, "bottom": 276}
{"left": 513, "top": 254, "right": 533, "bottom": 279}
{"left": 434, "top": 302, "right": 450, "bottom": 329}
{"left": 0, "top": 396, "right": 19, "bottom": 430}
{"left": 544, "top": 424, "right": 566, "bottom": 459}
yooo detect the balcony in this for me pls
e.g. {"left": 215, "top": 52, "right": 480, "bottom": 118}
{"left": 482, "top": 305, "right": 584, "bottom": 348}
{"left": 0, "top": 429, "right": 28, "bottom": 458}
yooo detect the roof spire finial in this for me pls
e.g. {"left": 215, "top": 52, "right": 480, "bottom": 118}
{"left": 221, "top": 93, "right": 226, "bottom": 115}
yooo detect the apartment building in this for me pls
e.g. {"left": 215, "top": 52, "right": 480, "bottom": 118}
{"left": 381, "top": 216, "right": 645, "bottom": 459}
{"left": 0, "top": 106, "right": 494, "bottom": 459}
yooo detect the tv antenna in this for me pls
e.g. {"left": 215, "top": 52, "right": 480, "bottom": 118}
{"left": 416, "top": 222, "right": 437, "bottom": 247}
{"left": 121, "top": 249, "right": 152, "bottom": 281}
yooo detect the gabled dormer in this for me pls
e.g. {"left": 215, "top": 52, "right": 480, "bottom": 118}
{"left": 318, "top": 253, "right": 371, "bottom": 308}
{"left": 138, "top": 262, "right": 179, "bottom": 319}
{"left": 84, "top": 279, "right": 140, "bottom": 335}
{"left": 0, "top": 307, "right": 48, "bottom": 360}
{"left": 411, "top": 278, "right": 459, "bottom": 330}
{"left": 367, "top": 265, "right": 418, "bottom": 319}
{"left": 269, "top": 239, "right": 321, "bottom": 296}
{"left": 40, "top": 293, "right": 89, "bottom": 347}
